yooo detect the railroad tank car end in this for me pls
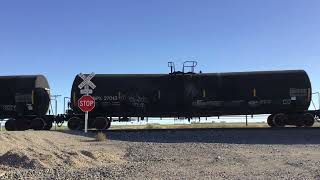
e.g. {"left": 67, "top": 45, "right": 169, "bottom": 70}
{"left": 0, "top": 75, "right": 53, "bottom": 131}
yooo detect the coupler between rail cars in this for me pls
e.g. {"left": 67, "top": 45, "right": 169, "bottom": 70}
{"left": 267, "top": 110, "right": 320, "bottom": 127}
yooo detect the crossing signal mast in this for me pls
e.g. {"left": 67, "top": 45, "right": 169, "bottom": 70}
{"left": 77, "top": 72, "right": 96, "bottom": 133}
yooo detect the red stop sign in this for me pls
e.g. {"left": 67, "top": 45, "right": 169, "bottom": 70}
{"left": 78, "top": 95, "right": 95, "bottom": 112}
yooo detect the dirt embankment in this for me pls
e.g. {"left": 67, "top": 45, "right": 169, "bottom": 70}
{"left": 0, "top": 131, "right": 124, "bottom": 177}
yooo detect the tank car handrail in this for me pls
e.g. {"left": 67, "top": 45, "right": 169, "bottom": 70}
{"left": 182, "top": 61, "right": 198, "bottom": 73}
{"left": 168, "top": 62, "right": 176, "bottom": 73}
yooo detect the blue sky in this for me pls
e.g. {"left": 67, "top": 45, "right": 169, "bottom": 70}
{"left": 0, "top": 0, "right": 319, "bottom": 113}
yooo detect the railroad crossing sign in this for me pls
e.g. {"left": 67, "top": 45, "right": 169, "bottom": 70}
{"left": 78, "top": 95, "right": 95, "bottom": 112}
{"left": 78, "top": 73, "right": 96, "bottom": 95}
{"left": 78, "top": 72, "right": 96, "bottom": 133}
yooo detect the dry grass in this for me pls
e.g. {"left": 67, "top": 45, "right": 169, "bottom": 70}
{"left": 95, "top": 132, "right": 107, "bottom": 141}
{"left": 145, "top": 124, "right": 155, "bottom": 129}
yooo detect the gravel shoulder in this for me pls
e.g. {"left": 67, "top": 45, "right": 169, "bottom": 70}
{"left": 0, "top": 128, "right": 320, "bottom": 179}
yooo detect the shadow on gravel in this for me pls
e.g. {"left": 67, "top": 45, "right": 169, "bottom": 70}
{"left": 61, "top": 128, "right": 320, "bottom": 145}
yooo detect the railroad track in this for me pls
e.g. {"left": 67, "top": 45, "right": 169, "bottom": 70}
{"left": 88, "top": 127, "right": 320, "bottom": 133}
{"left": 81, "top": 127, "right": 320, "bottom": 145}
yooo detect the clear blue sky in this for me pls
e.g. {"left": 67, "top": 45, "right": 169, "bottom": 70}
{"left": 0, "top": 0, "right": 319, "bottom": 113}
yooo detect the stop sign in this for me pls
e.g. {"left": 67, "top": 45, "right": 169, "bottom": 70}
{"left": 78, "top": 95, "right": 95, "bottom": 112}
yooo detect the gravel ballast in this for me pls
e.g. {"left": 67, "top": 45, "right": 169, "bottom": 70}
{"left": 0, "top": 128, "right": 320, "bottom": 179}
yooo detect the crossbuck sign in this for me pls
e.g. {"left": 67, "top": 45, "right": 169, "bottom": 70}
{"left": 78, "top": 72, "right": 96, "bottom": 133}
{"left": 78, "top": 73, "right": 96, "bottom": 95}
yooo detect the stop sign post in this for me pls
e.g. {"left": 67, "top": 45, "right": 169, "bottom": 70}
{"left": 78, "top": 95, "right": 95, "bottom": 133}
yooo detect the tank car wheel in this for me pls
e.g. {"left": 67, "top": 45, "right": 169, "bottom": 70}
{"left": 267, "top": 115, "right": 275, "bottom": 127}
{"left": 31, "top": 118, "right": 45, "bottom": 130}
{"left": 5, "top": 120, "right": 16, "bottom": 131}
{"left": 16, "top": 121, "right": 29, "bottom": 131}
{"left": 94, "top": 117, "right": 110, "bottom": 130}
{"left": 295, "top": 119, "right": 304, "bottom": 127}
{"left": 44, "top": 122, "right": 53, "bottom": 130}
{"left": 303, "top": 113, "right": 315, "bottom": 127}
{"left": 106, "top": 120, "right": 111, "bottom": 130}
{"left": 68, "top": 117, "right": 82, "bottom": 130}
{"left": 272, "top": 113, "right": 287, "bottom": 127}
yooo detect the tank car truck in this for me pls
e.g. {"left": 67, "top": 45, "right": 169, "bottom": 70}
{"left": 67, "top": 62, "right": 319, "bottom": 130}
{"left": 0, "top": 75, "right": 54, "bottom": 131}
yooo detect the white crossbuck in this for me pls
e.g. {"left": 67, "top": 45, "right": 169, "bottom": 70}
{"left": 78, "top": 73, "right": 96, "bottom": 89}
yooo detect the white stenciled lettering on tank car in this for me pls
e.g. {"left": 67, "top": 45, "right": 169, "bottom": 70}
{"left": 94, "top": 96, "right": 103, "bottom": 101}
{"left": 104, "top": 96, "right": 118, "bottom": 101}
{"left": 0, "top": 105, "right": 16, "bottom": 111}
{"left": 259, "top": 100, "right": 272, "bottom": 105}
{"left": 283, "top": 99, "right": 292, "bottom": 105}
{"left": 128, "top": 96, "right": 149, "bottom": 108}
{"left": 248, "top": 100, "right": 260, "bottom": 107}
{"left": 128, "top": 96, "right": 148, "bottom": 103}
{"left": 15, "top": 94, "right": 32, "bottom": 103}
{"left": 290, "top": 88, "right": 308, "bottom": 97}
{"left": 192, "top": 100, "right": 224, "bottom": 107}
